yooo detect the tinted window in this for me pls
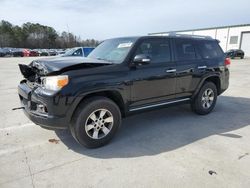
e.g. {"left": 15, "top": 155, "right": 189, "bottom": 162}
{"left": 199, "top": 41, "right": 223, "bottom": 59}
{"left": 134, "top": 39, "right": 171, "bottom": 63}
{"left": 175, "top": 39, "right": 197, "bottom": 61}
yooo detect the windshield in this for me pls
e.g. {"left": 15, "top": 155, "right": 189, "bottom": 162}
{"left": 88, "top": 38, "right": 137, "bottom": 64}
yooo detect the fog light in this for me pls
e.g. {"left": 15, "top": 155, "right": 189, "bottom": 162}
{"left": 37, "top": 104, "right": 47, "bottom": 113}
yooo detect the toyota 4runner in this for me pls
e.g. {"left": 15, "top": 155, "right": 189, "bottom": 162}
{"left": 18, "top": 35, "right": 230, "bottom": 148}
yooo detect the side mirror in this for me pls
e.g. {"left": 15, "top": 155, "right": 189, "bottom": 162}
{"left": 133, "top": 54, "right": 151, "bottom": 65}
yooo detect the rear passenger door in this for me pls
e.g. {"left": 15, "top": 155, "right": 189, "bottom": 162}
{"left": 174, "top": 38, "right": 205, "bottom": 98}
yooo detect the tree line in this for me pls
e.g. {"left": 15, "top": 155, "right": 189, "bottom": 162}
{"left": 0, "top": 20, "right": 99, "bottom": 49}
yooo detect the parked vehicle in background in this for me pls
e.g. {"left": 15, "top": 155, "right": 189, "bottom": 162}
{"left": 0, "top": 48, "right": 91, "bottom": 58}
{"left": 225, "top": 49, "right": 244, "bottom": 59}
{"left": 12, "top": 49, "right": 22, "bottom": 57}
{"left": 40, "top": 49, "right": 49, "bottom": 56}
{"left": 13, "top": 48, "right": 30, "bottom": 57}
{"left": 48, "top": 49, "right": 58, "bottom": 56}
{"left": 0, "top": 48, "right": 5, "bottom": 57}
{"left": 62, "top": 47, "right": 94, "bottom": 57}
{"left": 18, "top": 35, "right": 230, "bottom": 148}
{"left": 1, "top": 48, "right": 13, "bottom": 57}
{"left": 56, "top": 49, "right": 66, "bottom": 55}
{"left": 29, "top": 50, "right": 40, "bottom": 57}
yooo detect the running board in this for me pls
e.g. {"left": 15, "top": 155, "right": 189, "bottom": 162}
{"left": 129, "top": 98, "right": 190, "bottom": 112}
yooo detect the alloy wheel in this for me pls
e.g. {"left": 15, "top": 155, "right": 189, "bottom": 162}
{"left": 85, "top": 109, "right": 114, "bottom": 139}
{"left": 201, "top": 88, "right": 214, "bottom": 109}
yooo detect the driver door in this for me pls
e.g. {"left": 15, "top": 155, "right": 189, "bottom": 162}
{"left": 129, "top": 38, "right": 177, "bottom": 108}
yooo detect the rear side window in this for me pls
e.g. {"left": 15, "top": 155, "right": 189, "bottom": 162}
{"left": 175, "top": 39, "right": 198, "bottom": 61}
{"left": 199, "top": 41, "right": 223, "bottom": 59}
{"left": 134, "top": 39, "right": 171, "bottom": 63}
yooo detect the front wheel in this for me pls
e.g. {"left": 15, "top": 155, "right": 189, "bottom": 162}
{"left": 191, "top": 82, "right": 217, "bottom": 115}
{"left": 70, "top": 97, "right": 121, "bottom": 148}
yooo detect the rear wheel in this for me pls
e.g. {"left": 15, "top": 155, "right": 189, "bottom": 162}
{"left": 70, "top": 97, "right": 121, "bottom": 148}
{"left": 191, "top": 82, "right": 217, "bottom": 115}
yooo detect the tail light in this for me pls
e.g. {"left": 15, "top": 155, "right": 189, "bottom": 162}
{"left": 224, "top": 58, "right": 231, "bottom": 68}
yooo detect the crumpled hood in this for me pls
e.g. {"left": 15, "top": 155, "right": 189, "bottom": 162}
{"left": 30, "top": 56, "right": 112, "bottom": 75}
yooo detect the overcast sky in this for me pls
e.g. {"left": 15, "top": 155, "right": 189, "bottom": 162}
{"left": 0, "top": 0, "right": 250, "bottom": 40}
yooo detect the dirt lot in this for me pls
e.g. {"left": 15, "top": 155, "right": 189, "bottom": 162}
{"left": 0, "top": 57, "right": 250, "bottom": 188}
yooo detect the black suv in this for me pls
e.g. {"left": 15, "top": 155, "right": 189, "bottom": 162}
{"left": 18, "top": 35, "right": 230, "bottom": 148}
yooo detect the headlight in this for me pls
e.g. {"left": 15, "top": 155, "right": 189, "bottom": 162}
{"left": 41, "top": 75, "right": 69, "bottom": 91}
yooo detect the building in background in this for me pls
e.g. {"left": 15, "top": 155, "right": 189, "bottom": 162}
{"left": 149, "top": 24, "right": 250, "bottom": 57}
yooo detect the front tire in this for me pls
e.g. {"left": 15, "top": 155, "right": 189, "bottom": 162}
{"left": 191, "top": 82, "right": 217, "bottom": 115}
{"left": 70, "top": 97, "right": 121, "bottom": 148}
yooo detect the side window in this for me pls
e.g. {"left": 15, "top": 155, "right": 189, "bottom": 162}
{"left": 199, "top": 41, "right": 223, "bottom": 59}
{"left": 134, "top": 39, "right": 171, "bottom": 63}
{"left": 73, "top": 49, "right": 83, "bottom": 56}
{"left": 175, "top": 39, "right": 197, "bottom": 61}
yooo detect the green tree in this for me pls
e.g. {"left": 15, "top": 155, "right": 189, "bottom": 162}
{"left": 0, "top": 20, "right": 99, "bottom": 49}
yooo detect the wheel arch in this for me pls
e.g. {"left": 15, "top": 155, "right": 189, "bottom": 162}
{"left": 192, "top": 75, "right": 221, "bottom": 99}
{"left": 70, "top": 89, "right": 126, "bottom": 123}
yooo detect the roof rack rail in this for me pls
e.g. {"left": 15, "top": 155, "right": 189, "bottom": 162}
{"left": 167, "top": 32, "right": 213, "bottom": 39}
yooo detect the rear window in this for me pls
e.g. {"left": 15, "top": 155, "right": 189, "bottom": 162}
{"left": 199, "top": 41, "right": 223, "bottom": 59}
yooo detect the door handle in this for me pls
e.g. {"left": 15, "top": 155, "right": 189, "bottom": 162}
{"left": 166, "top": 69, "right": 176, "bottom": 73}
{"left": 198, "top": 66, "right": 207, "bottom": 69}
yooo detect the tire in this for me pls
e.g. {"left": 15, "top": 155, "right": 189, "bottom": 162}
{"left": 241, "top": 56, "right": 244, "bottom": 59}
{"left": 191, "top": 82, "right": 217, "bottom": 115}
{"left": 70, "top": 96, "right": 121, "bottom": 148}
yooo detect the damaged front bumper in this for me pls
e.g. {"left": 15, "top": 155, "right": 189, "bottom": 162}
{"left": 18, "top": 80, "right": 70, "bottom": 129}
